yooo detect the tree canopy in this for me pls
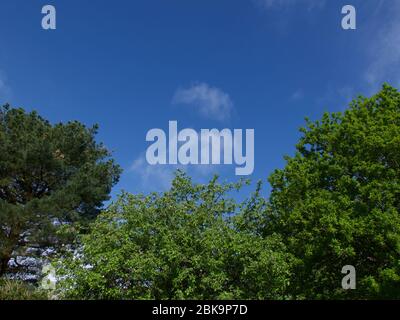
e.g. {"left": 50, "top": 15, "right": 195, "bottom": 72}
{"left": 57, "top": 173, "right": 294, "bottom": 299}
{"left": 266, "top": 84, "right": 400, "bottom": 299}
{"left": 2, "top": 85, "right": 400, "bottom": 300}
{"left": 0, "top": 105, "right": 121, "bottom": 278}
{"left": 56, "top": 85, "right": 400, "bottom": 300}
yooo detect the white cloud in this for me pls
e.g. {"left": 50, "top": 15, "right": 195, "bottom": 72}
{"left": 129, "top": 154, "right": 226, "bottom": 192}
{"left": 172, "top": 83, "right": 234, "bottom": 122}
{"left": 130, "top": 156, "right": 177, "bottom": 191}
{"left": 130, "top": 129, "right": 234, "bottom": 191}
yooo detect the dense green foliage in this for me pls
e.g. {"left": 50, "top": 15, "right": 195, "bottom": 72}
{"left": 57, "top": 174, "right": 294, "bottom": 299}
{"left": 0, "top": 105, "right": 121, "bottom": 277}
{"left": 56, "top": 85, "right": 400, "bottom": 300}
{"left": 2, "top": 85, "right": 400, "bottom": 300}
{"left": 266, "top": 84, "right": 400, "bottom": 299}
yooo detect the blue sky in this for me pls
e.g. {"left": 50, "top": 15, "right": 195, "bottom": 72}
{"left": 0, "top": 0, "right": 399, "bottom": 199}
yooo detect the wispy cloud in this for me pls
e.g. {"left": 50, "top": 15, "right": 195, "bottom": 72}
{"left": 291, "top": 89, "right": 304, "bottom": 101}
{"left": 130, "top": 155, "right": 177, "bottom": 191}
{"left": 129, "top": 154, "right": 225, "bottom": 192}
{"left": 172, "top": 83, "right": 234, "bottom": 122}
{"left": 364, "top": 2, "right": 400, "bottom": 89}
{"left": 314, "top": 1, "right": 400, "bottom": 106}
{"left": 315, "top": 85, "right": 356, "bottom": 111}
{"left": 129, "top": 128, "right": 235, "bottom": 191}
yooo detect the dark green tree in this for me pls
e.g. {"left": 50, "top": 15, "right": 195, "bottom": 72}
{"left": 0, "top": 105, "right": 121, "bottom": 277}
{"left": 57, "top": 172, "right": 294, "bottom": 299}
{"left": 266, "top": 84, "right": 400, "bottom": 299}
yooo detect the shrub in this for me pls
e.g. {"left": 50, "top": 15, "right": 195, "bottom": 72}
{"left": 0, "top": 279, "right": 48, "bottom": 300}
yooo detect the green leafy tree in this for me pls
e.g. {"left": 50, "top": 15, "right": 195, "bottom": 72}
{"left": 57, "top": 172, "right": 294, "bottom": 299}
{"left": 266, "top": 85, "right": 400, "bottom": 299}
{"left": 0, "top": 105, "right": 121, "bottom": 277}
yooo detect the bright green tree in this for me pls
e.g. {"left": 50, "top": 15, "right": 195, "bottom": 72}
{"left": 266, "top": 85, "right": 400, "bottom": 299}
{"left": 0, "top": 105, "right": 121, "bottom": 277}
{"left": 57, "top": 172, "right": 294, "bottom": 300}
